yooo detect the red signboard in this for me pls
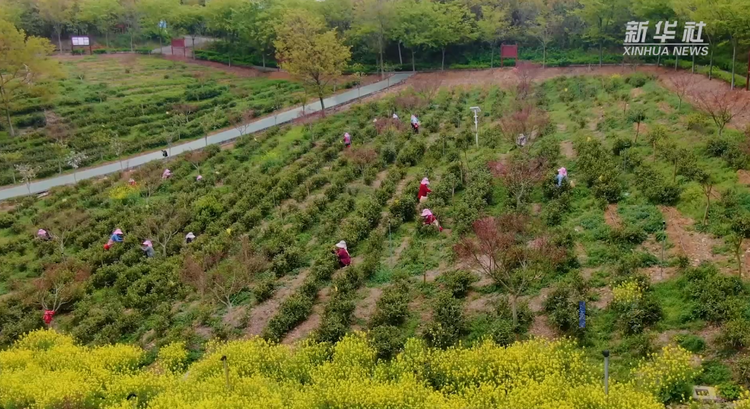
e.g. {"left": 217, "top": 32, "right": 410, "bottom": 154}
{"left": 500, "top": 44, "right": 518, "bottom": 59}
{"left": 170, "top": 38, "right": 186, "bottom": 57}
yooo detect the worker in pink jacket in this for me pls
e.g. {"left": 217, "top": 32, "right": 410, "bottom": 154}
{"left": 421, "top": 209, "right": 443, "bottom": 232}
{"left": 334, "top": 241, "right": 351, "bottom": 267}
{"left": 418, "top": 177, "right": 431, "bottom": 203}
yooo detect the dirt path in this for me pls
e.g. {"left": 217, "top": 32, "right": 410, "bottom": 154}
{"left": 281, "top": 287, "right": 330, "bottom": 344}
{"left": 401, "top": 66, "right": 750, "bottom": 129}
{"left": 352, "top": 287, "right": 383, "bottom": 330}
{"left": 529, "top": 315, "right": 556, "bottom": 339}
{"left": 245, "top": 270, "right": 309, "bottom": 337}
{"left": 560, "top": 141, "right": 576, "bottom": 159}
{"left": 659, "top": 206, "right": 725, "bottom": 266}
{"left": 604, "top": 204, "right": 622, "bottom": 228}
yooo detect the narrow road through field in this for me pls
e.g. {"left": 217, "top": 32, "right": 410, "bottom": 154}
{"left": 0, "top": 72, "right": 414, "bottom": 201}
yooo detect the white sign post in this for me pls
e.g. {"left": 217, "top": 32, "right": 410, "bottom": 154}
{"left": 470, "top": 106, "right": 481, "bottom": 147}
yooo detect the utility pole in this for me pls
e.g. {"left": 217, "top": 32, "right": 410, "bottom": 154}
{"left": 470, "top": 107, "right": 481, "bottom": 147}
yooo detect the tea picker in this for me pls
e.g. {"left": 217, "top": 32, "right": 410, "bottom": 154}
{"left": 185, "top": 232, "right": 196, "bottom": 244}
{"left": 421, "top": 209, "right": 443, "bottom": 232}
{"left": 43, "top": 310, "right": 55, "bottom": 325}
{"left": 37, "top": 229, "right": 52, "bottom": 241}
{"left": 418, "top": 177, "right": 431, "bottom": 203}
{"left": 334, "top": 240, "right": 351, "bottom": 267}
{"left": 141, "top": 240, "right": 155, "bottom": 258}
{"left": 104, "top": 228, "right": 124, "bottom": 250}
{"left": 410, "top": 114, "right": 420, "bottom": 134}
{"left": 556, "top": 167, "right": 568, "bottom": 187}
{"left": 343, "top": 132, "right": 352, "bottom": 148}
{"left": 162, "top": 169, "right": 172, "bottom": 179}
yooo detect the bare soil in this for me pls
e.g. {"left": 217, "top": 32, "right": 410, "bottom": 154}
{"left": 660, "top": 206, "right": 726, "bottom": 266}
{"left": 592, "top": 287, "right": 613, "bottom": 309}
{"left": 529, "top": 315, "right": 556, "bottom": 339}
{"left": 560, "top": 140, "right": 576, "bottom": 159}
{"left": 525, "top": 287, "right": 553, "bottom": 313}
{"left": 245, "top": 270, "right": 309, "bottom": 337}
{"left": 642, "top": 266, "right": 678, "bottom": 283}
{"left": 604, "top": 204, "right": 622, "bottom": 228}
{"left": 738, "top": 170, "right": 750, "bottom": 186}
{"left": 352, "top": 287, "right": 383, "bottom": 330}
{"left": 281, "top": 287, "right": 329, "bottom": 344}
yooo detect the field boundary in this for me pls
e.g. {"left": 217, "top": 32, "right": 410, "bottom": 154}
{"left": 0, "top": 72, "right": 414, "bottom": 202}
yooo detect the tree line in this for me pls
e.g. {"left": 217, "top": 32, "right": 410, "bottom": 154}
{"left": 1, "top": 0, "right": 749, "bottom": 75}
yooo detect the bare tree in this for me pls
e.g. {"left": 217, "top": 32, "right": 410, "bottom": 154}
{"left": 513, "top": 61, "right": 542, "bottom": 100}
{"left": 46, "top": 210, "right": 88, "bottom": 254}
{"left": 499, "top": 104, "right": 550, "bottom": 148}
{"left": 33, "top": 259, "right": 90, "bottom": 313}
{"left": 140, "top": 204, "right": 190, "bottom": 256}
{"left": 236, "top": 235, "right": 269, "bottom": 279}
{"left": 454, "top": 214, "right": 566, "bottom": 326}
{"left": 110, "top": 138, "right": 124, "bottom": 170}
{"left": 488, "top": 155, "right": 547, "bottom": 209}
{"left": 200, "top": 106, "right": 223, "bottom": 147}
{"left": 692, "top": 89, "right": 749, "bottom": 136}
{"left": 66, "top": 150, "right": 87, "bottom": 182}
{"left": 228, "top": 110, "right": 255, "bottom": 138}
{"left": 692, "top": 168, "right": 715, "bottom": 226}
{"left": 667, "top": 74, "right": 695, "bottom": 111}
{"left": 15, "top": 163, "right": 38, "bottom": 193}
{"left": 181, "top": 248, "right": 227, "bottom": 299}
{"left": 344, "top": 147, "right": 378, "bottom": 176}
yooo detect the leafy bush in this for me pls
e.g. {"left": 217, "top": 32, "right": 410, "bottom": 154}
{"left": 438, "top": 270, "right": 477, "bottom": 298}
{"left": 611, "top": 279, "right": 662, "bottom": 335}
{"left": 0, "top": 213, "right": 15, "bottom": 229}
{"left": 370, "top": 280, "right": 410, "bottom": 327}
{"left": 253, "top": 278, "right": 275, "bottom": 303}
{"left": 543, "top": 277, "right": 588, "bottom": 337}
{"left": 681, "top": 263, "right": 746, "bottom": 323}
{"left": 675, "top": 334, "right": 705, "bottom": 353}
{"left": 424, "top": 291, "right": 465, "bottom": 348}
{"left": 368, "top": 324, "right": 405, "bottom": 360}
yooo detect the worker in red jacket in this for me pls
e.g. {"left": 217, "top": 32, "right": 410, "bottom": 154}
{"left": 418, "top": 177, "right": 431, "bottom": 203}
{"left": 334, "top": 240, "right": 351, "bottom": 267}
{"left": 421, "top": 208, "right": 443, "bottom": 232}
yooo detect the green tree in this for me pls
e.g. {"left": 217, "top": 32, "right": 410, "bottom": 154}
{"left": 138, "top": 0, "right": 179, "bottom": 47}
{"left": 530, "top": 2, "right": 561, "bottom": 68}
{"left": 477, "top": 4, "right": 509, "bottom": 68}
{"left": 237, "top": 0, "right": 279, "bottom": 68}
{"left": 430, "top": 1, "right": 476, "bottom": 71}
{"left": 576, "top": 0, "right": 629, "bottom": 66}
{"left": 204, "top": 0, "right": 242, "bottom": 43}
{"left": 351, "top": 0, "right": 395, "bottom": 77}
{"left": 78, "top": 0, "right": 122, "bottom": 47}
{"left": 173, "top": 4, "right": 206, "bottom": 51}
{"left": 0, "top": 21, "right": 59, "bottom": 137}
{"left": 0, "top": 151, "right": 22, "bottom": 183}
{"left": 392, "top": 0, "right": 434, "bottom": 72}
{"left": 34, "top": 0, "right": 73, "bottom": 53}
{"left": 120, "top": 0, "right": 142, "bottom": 52}
{"left": 274, "top": 11, "right": 351, "bottom": 116}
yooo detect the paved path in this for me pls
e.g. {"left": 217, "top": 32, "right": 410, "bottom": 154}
{"left": 0, "top": 72, "right": 413, "bottom": 202}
